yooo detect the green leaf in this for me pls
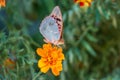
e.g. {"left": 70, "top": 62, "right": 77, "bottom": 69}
{"left": 82, "top": 40, "right": 96, "bottom": 57}
{"left": 86, "top": 33, "right": 98, "bottom": 42}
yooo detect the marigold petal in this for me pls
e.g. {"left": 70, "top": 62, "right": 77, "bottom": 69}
{"left": 51, "top": 65, "right": 62, "bottom": 76}
{"left": 51, "top": 61, "right": 63, "bottom": 76}
{"left": 58, "top": 53, "right": 65, "bottom": 60}
{"left": 38, "top": 59, "right": 48, "bottom": 68}
{"left": 58, "top": 47, "right": 62, "bottom": 52}
{"left": 61, "top": 53, "right": 65, "bottom": 59}
{"left": 84, "top": 2, "right": 90, "bottom": 7}
{"left": 43, "top": 44, "right": 52, "bottom": 53}
{"left": 43, "top": 43, "right": 51, "bottom": 49}
{"left": 51, "top": 51, "right": 58, "bottom": 58}
{"left": 51, "top": 67, "right": 60, "bottom": 76}
{"left": 87, "top": 0, "right": 92, "bottom": 2}
{"left": 57, "top": 48, "right": 64, "bottom": 59}
{"left": 55, "top": 65, "right": 62, "bottom": 72}
{"left": 36, "top": 48, "right": 46, "bottom": 57}
{"left": 41, "top": 65, "right": 50, "bottom": 73}
{"left": 57, "top": 61, "right": 62, "bottom": 66}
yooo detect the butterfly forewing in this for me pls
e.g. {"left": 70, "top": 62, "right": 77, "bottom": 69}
{"left": 50, "top": 6, "right": 63, "bottom": 35}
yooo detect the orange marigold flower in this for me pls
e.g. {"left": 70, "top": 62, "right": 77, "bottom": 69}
{"left": 0, "top": 0, "right": 5, "bottom": 7}
{"left": 74, "top": 0, "right": 92, "bottom": 7}
{"left": 36, "top": 43, "right": 65, "bottom": 76}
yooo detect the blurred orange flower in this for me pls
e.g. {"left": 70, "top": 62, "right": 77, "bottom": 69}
{"left": 36, "top": 44, "right": 65, "bottom": 76}
{"left": 0, "top": 0, "right": 5, "bottom": 7}
{"left": 4, "top": 58, "right": 15, "bottom": 69}
{"left": 74, "top": 0, "right": 92, "bottom": 7}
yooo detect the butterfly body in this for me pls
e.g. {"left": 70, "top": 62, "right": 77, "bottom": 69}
{"left": 39, "top": 6, "right": 64, "bottom": 45}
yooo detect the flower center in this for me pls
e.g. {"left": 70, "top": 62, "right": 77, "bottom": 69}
{"left": 79, "top": 2, "right": 84, "bottom": 6}
{"left": 47, "top": 56, "right": 56, "bottom": 65}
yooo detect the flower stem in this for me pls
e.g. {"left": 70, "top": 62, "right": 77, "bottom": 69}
{"left": 32, "top": 72, "right": 42, "bottom": 80}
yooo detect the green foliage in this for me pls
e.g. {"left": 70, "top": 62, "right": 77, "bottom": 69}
{"left": 0, "top": 30, "right": 38, "bottom": 80}
{"left": 0, "top": 0, "right": 120, "bottom": 80}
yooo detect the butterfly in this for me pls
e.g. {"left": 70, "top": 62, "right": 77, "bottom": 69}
{"left": 39, "top": 6, "right": 64, "bottom": 45}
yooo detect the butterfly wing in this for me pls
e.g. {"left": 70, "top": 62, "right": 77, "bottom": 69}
{"left": 40, "top": 16, "right": 61, "bottom": 43}
{"left": 39, "top": 6, "right": 64, "bottom": 45}
{"left": 50, "top": 6, "right": 63, "bottom": 37}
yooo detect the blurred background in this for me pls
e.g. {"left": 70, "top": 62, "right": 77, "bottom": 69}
{"left": 0, "top": 0, "right": 120, "bottom": 80}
